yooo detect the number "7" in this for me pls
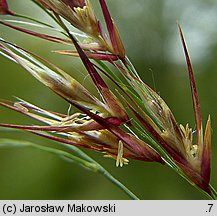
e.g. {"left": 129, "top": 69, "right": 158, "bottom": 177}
{"left": 208, "top": 204, "right": 213, "bottom": 212}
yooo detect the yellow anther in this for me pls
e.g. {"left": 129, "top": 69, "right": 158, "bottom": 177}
{"left": 14, "top": 102, "right": 28, "bottom": 112}
{"left": 116, "top": 140, "right": 129, "bottom": 167}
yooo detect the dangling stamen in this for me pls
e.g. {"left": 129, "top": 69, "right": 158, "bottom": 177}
{"left": 116, "top": 140, "right": 129, "bottom": 167}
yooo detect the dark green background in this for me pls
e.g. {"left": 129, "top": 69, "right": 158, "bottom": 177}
{"left": 0, "top": 0, "right": 217, "bottom": 199}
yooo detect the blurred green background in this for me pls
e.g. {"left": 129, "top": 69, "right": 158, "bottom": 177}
{"left": 0, "top": 0, "right": 217, "bottom": 199}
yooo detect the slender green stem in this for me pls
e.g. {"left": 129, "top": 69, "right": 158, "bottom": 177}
{"left": 63, "top": 145, "right": 140, "bottom": 200}
{"left": 46, "top": 142, "right": 140, "bottom": 199}
{"left": 48, "top": 145, "right": 140, "bottom": 199}
{"left": 210, "top": 185, "right": 217, "bottom": 200}
{"left": 42, "top": 144, "right": 140, "bottom": 199}
{"left": 97, "top": 166, "right": 139, "bottom": 200}
{"left": 63, "top": 144, "right": 96, "bottom": 163}
{"left": 0, "top": 138, "right": 139, "bottom": 199}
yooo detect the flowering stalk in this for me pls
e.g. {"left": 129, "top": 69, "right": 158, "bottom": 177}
{"left": 0, "top": 0, "right": 216, "bottom": 199}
